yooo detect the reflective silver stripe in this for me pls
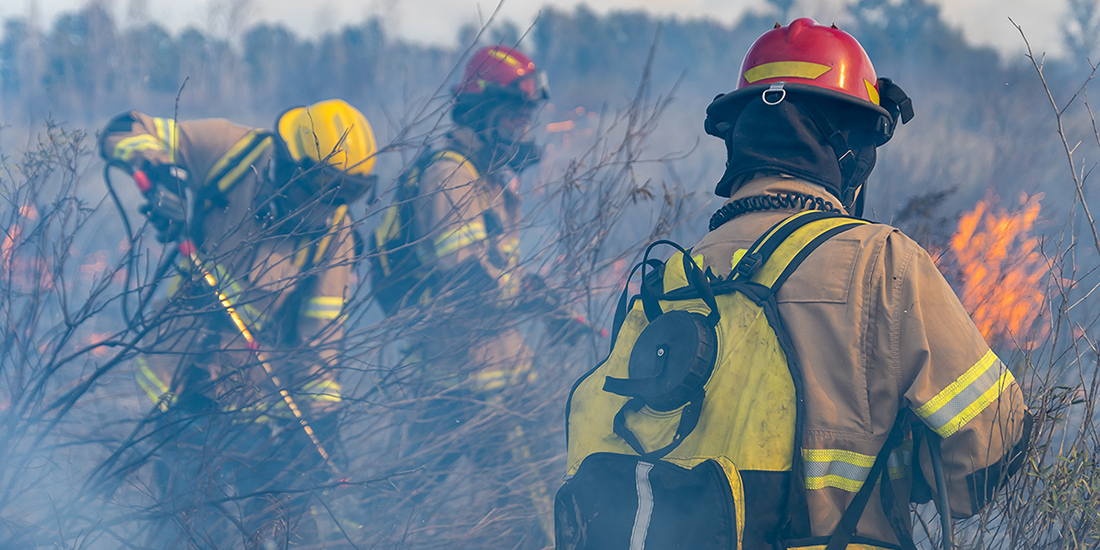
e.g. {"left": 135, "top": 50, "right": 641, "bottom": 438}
{"left": 916, "top": 350, "right": 1015, "bottom": 437}
{"left": 802, "top": 448, "right": 875, "bottom": 492}
{"left": 888, "top": 443, "right": 913, "bottom": 480}
{"left": 433, "top": 221, "right": 487, "bottom": 256}
{"left": 630, "top": 462, "right": 654, "bottom": 550}
{"left": 303, "top": 296, "right": 344, "bottom": 319}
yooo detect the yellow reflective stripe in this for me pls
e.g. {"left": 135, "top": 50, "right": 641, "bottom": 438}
{"left": 292, "top": 237, "right": 312, "bottom": 269}
{"left": 374, "top": 206, "right": 403, "bottom": 276}
{"left": 470, "top": 361, "right": 532, "bottom": 391}
{"left": 113, "top": 135, "right": 165, "bottom": 162}
{"left": 313, "top": 205, "right": 348, "bottom": 264}
{"left": 203, "top": 130, "right": 273, "bottom": 192}
{"left": 152, "top": 118, "right": 178, "bottom": 163}
{"left": 487, "top": 48, "right": 523, "bottom": 68}
{"left": 888, "top": 440, "right": 912, "bottom": 480}
{"left": 433, "top": 221, "right": 487, "bottom": 256}
{"left": 785, "top": 544, "right": 894, "bottom": 550}
{"left": 915, "top": 350, "right": 1014, "bottom": 438}
{"left": 803, "top": 447, "right": 875, "bottom": 492}
{"left": 471, "top": 369, "right": 509, "bottom": 391}
{"left": 433, "top": 150, "right": 480, "bottom": 179}
{"left": 864, "top": 79, "right": 880, "bottom": 105}
{"left": 303, "top": 296, "right": 344, "bottom": 319}
{"left": 135, "top": 356, "right": 172, "bottom": 412}
{"left": 743, "top": 61, "right": 832, "bottom": 83}
{"left": 301, "top": 379, "right": 342, "bottom": 402}
{"left": 500, "top": 237, "right": 520, "bottom": 259}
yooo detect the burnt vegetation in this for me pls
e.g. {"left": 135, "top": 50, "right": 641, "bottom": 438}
{"left": 3, "top": 0, "right": 1100, "bottom": 548}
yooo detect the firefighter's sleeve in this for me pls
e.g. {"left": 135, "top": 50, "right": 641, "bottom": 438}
{"left": 893, "top": 235, "right": 1032, "bottom": 518}
{"left": 99, "top": 111, "right": 258, "bottom": 193}
{"left": 421, "top": 158, "right": 521, "bottom": 300}
{"left": 99, "top": 110, "right": 181, "bottom": 170}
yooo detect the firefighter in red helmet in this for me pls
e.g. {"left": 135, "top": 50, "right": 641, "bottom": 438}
{"left": 698, "top": 18, "right": 1030, "bottom": 547}
{"left": 371, "top": 43, "right": 554, "bottom": 394}
{"left": 368, "top": 45, "right": 560, "bottom": 540}
{"left": 558, "top": 19, "right": 1030, "bottom": 550}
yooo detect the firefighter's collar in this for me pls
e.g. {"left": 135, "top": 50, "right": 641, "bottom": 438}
{"left": 727, "top": 175, "right": 847, "bottom": 215}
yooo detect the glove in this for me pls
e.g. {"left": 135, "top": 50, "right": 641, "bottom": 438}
{"left": 133, "top": 163, "right": 188, "bottom": 243}
{"left": 137, "top": 174, "right": 188, "bottom": 243}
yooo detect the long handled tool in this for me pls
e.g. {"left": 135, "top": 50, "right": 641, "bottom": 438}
{"left": 120, "top": 166, "right": 332, "bottom": 463}
{"left": 180, "top": 240, "right": 332, "bottom": 463}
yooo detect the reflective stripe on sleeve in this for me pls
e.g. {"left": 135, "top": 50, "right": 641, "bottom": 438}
{"left": 433, "top": 221, "right": 487, "bottom": 256}
{"left": 113, "top": 135, "right": 166, "bottom": 162}
{"left": 802, "top": 448, "right": 876, "bottom": 492}
{"left": 135, "top": 356, "right": 173, "bottom": 412}
{"left": 303, "top": 296, "right": 344, "bottom": 319}
{"left": 470, "top": 360, "right": 534, "bottom": 391}
{"left": 152, "top": 118, "right": 178, "bottom": 163}
{"left": 301, "top": 378, "right": 342, "bottom": 403}
{"left": 500, "top": 237, "right": 520, "bottom": 259}
{"left": 915, "top": 350, "right": 1015, "bottom": 438}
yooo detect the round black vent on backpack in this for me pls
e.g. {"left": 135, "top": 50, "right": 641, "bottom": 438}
{"left": 603, "top": 310, "right": 719, "bottom": 412}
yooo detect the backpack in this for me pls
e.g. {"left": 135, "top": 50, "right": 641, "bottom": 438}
{"left": 368, "top": 149, "right": 479, "bottom": 316}
{"left": 556, "top": 211, "right": 914, "bottom": 550}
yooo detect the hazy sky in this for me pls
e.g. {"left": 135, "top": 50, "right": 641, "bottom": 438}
{"left": 0, "top": 0, "right": 1072, "bottom": 58}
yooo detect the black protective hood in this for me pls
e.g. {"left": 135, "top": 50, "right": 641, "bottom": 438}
{"left": 713, "top": 96, "right": 877, "bottom": 201}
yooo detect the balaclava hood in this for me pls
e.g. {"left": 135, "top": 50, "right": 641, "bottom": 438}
{"left": 714, "top": 94, "right": 878, "bottom": 204}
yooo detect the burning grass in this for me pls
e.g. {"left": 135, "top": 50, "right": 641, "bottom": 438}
{"left": 934, "top": 193, "right": 1047, "bottom": 348}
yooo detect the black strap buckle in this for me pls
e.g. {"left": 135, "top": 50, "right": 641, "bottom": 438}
{"left": 734, "top": 252, "right": 764, "bottom": 279}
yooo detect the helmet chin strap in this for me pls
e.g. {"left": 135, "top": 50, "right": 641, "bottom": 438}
{"left": 843, "top": 184, "right": 865, "bottom": 218}
{"left": 793, "top": 99, "right": 879, "bottom": 218}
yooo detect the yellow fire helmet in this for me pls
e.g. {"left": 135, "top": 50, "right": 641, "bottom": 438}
{"left": 276, "top": 99, "right": 377, "bottom": 176}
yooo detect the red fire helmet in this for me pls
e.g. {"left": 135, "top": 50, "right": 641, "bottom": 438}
{"left": 706, "top": 18, "right": 905, "bottom": 138}
{"left": 454, "top": 45, "right": 549, "bottom": 105}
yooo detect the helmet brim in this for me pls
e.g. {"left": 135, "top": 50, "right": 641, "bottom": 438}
{"left": 705, "top": 82, "right": 891, "bottom": 138}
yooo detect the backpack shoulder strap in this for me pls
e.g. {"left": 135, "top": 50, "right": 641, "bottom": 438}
{"left": 731, "top": 210, "right": 871, "bottom": 293}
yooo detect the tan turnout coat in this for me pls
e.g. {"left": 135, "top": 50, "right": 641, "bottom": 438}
{"left": 99, "top": 111, "right": 355, "bottom": 414}
{"left": 402, "top": 127, "right": 533, "bottom": 390}
{"left": 690, "top": 176, "right": 1031, "bottom": 544}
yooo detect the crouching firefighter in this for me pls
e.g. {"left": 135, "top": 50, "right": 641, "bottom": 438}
{"left": 99, "top": 99, "right": 376, "bottom": 549}
{"left": 557, "top": 19, "right": 1032, "bottom": 550}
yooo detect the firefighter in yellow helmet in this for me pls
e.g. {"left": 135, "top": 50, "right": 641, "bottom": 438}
{"left": 99, "top": 99, "right": 376, "bottom": 549}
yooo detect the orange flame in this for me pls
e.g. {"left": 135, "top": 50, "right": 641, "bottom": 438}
{"left": 938, "top": 193, "right": 1046, "bottom": 347}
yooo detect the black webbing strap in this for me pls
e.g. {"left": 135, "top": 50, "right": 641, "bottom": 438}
{"left": 824, "top": 414, "right": 908, "bottom": 550}
{"left": 736, "top": 212, "right": 870, "bottom": 538}
{"left": 879, "top": 445, "right": 920, "bottom": 550}
{"left": 769, "top": 221, "right": 868, "bottom": 291}
{"left": 731, "top": 211, "right": 844, "bottom": 282}
{"left": 612, "top": 395, "right": 704, "bottom": 461}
